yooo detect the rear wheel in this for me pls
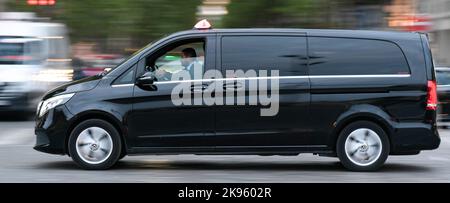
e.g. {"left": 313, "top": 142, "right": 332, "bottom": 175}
{"left": 337, "top": 121, "right": 390, "bottom": 171}
{"left": 68, "top": 119, "right": 122, "bottom": 170}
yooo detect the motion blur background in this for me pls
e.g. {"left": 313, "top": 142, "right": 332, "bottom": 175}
{"left": 0, "top": 0, "right": 449, "bottom": 117}
{"left": 3, "top": 1, "right": 450, "bottom": 182}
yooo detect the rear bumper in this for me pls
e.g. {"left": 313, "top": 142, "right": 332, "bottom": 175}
{"left": 390, "top": 121, "right": 440, "bottom": 154}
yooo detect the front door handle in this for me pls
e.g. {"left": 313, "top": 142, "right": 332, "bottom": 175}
{"left": 190, "top": 84, "right": 208, "bottom": 92}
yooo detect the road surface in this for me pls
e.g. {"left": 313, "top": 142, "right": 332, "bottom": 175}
{"left": 0, "top": 119, "right": 449, "bottom": 182}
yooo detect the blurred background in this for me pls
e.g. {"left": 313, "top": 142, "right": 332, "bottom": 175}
{"left": 3, "top": 1, "right": 450, "bottom": 182}
{"left": 0, "top": 0, "right": 449, "bottom": 117}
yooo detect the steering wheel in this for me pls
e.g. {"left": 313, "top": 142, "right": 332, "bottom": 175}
{"left": 145, "top": 64, "right": 159, "bottom": 72}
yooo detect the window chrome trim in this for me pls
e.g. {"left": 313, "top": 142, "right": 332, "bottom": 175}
{"left": 111, "top": 74, "right": 411, "bottom": 87}
{"left": 111, "top": 84, "right": 134, "bottom": 87}
{"left": 154, "top": 74, "right": 410, "bottom": 85}
{"left": 308, "top": 74, "right": 411, "bottom": 78}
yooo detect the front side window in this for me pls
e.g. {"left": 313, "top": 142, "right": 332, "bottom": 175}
{"left": 144, "top": 40, "right": 205, "bottom": 82}
{"left": 308, "top": 37, "right": 410, "bottom": 75}
{"left": 113, "top": 64, "right": 136, "bottom": 85}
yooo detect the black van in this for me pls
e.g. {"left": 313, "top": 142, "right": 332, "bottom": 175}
{"left": 34, "top": 22, "right": 440, "bottom": 171}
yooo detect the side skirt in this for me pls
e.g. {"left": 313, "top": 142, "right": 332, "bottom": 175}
{"left": 127, "top": 145, "right": 334, "bottom": 156}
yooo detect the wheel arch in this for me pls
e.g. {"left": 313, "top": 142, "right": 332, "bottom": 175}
{"left": 331, "top": 105, "right": 395, "bottom": 151}
{"left": 65, "top": 110, "right": 128, "bottom": 156}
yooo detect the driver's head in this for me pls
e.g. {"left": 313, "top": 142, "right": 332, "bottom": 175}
{"left": 181, "top": 48, "right": 197, "bottom": 67}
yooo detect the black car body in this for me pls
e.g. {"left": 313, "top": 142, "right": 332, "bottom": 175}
{"left": 35, "top": 27, "right": 440, "bottom": 171}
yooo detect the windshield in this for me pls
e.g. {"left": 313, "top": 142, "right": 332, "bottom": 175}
{"left": 104, "top": 34, "right": 169, "bottom": 76}
{"left": 103, "top": 42, "right": 156, "bottom": 76}
{"left": 0, "top": 43, "right": 25, "bottom": 64}
{"left": 0, "top": 40, "right": 44, "bottom": 65}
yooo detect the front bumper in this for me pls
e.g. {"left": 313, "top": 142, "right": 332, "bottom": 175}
{"left": 34, "top": 105, "right": 74, "bottom": 155}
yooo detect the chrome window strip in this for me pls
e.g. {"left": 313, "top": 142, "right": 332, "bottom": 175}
{"left": 308, "top": 74, "right": 411, "bottom": 78}
{"left": 111, "top": 74, "right": 411, "bottom": 87}
{"left": 111, "top": 84, "right": 134, "bottom": 87}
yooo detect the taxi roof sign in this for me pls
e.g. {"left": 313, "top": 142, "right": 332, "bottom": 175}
{"left": 194, "top": 19, "right": 212, "bottom": 30}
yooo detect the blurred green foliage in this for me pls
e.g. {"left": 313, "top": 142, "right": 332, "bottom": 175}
{"left": 222, "top": 0, "right": 386, "bottom": 28}
{"left": 224, "top": 0, "right": 324, "bottom": 28}
{"left": 7, "top": 0, "right": 386, "bottom": 51}
{"left": 8, "top": 0, "right": 200, "bottom": 46}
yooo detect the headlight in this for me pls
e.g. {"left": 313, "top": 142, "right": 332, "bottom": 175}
{"left": 38, "top": 93, "right": 75, "bottom": 117}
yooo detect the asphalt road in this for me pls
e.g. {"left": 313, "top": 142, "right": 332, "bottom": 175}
{"left": 1, "top": 119, "right": 450, "bottom": 182}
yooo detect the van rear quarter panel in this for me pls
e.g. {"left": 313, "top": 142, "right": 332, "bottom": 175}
{"left": 306, "top": 32, "right": 428, "bottom": 148}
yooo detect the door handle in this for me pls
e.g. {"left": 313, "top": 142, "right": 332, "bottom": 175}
{"left": 223, "top": 82, "right": 243, "bottom": 90}
{"left": 190, "top": 84, "right": 208, "bottom": 92}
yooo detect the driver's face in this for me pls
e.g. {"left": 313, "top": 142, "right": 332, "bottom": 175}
{"left": 181, "top": 52, "right": 193, "bottom": 67}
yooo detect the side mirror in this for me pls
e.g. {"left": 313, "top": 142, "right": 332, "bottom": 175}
{"left": 135, "top": 72, "right": 158, "bottom": 91}
{"left": 135, "top": 72, "right": 156, "bottom": 86}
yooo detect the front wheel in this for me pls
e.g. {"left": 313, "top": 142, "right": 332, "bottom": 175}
{"left": 68, "top": 119, "right": 122, "bottom": 170}
{"left": 337, "top": 121, "right": 390, "bottom": 171}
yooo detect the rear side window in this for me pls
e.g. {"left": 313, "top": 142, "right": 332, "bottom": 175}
{"left": 308, "top": 37, "right": 410, "bottom": 75}
{"left": 221, "top": 36, "right": 307, "bottom": 76}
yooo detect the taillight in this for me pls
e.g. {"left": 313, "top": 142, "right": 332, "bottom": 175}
{"left": 427, "top": 80, "right": 438, "bottom": 110}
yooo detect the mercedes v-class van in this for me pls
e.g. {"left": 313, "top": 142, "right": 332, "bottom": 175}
{"left": 34, "top": 22, "right": 440, "bottom": 171}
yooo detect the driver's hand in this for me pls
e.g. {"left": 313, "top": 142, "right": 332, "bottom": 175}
{"left": 154, "top": 69, "right": 167, "bottom": 78}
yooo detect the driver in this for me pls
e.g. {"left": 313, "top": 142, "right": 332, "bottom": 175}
{"left": 154, "top": 48, "right": 202, "bottom": 81}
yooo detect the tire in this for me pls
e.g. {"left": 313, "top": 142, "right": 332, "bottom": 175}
{"left": 336, "top": 121, "right": 390, "bottom": 171}
{"left": 68, "top": 119, "right": 122, "bottom": 170}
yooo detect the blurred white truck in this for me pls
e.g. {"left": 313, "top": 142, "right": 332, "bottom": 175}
{"left": 0, "top": 12, "right": 72, "bottom": 116}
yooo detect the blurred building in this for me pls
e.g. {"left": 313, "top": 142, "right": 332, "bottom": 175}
{"left": 417, "top": 0, "right": 450, "bottom": 66}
